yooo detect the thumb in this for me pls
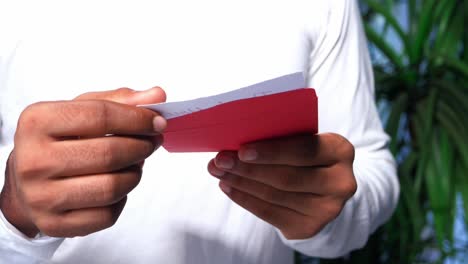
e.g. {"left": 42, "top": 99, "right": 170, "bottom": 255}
{"left": 74, "top": 87, "right": 167, "bottom": 106}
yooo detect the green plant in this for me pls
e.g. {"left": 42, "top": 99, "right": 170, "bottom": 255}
{"left": 361, "top": 0, "right": 467, "bottom": 262}
{"left": 304, "top": 0, "right": 468, "bottom": 263}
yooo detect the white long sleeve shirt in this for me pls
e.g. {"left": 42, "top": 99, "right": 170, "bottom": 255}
{"left": 0, "top": 0, "right": 399, "bottom": 263}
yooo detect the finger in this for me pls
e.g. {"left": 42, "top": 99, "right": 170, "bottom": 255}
{"left": 210, "top": 154, "right": 353, "bottom": 195}
{"left": 42, "top": 197, "right": 127, "bottom": 237}
{"left": 51, "top": 135, "right": 161, "bottom": 176}
{"left": 28, "top": 100, "right": 166, "bottom": 137}
{"left": 49, "top": 166, "right": 142, "bottom": 211}
{"left": 238, "top": 133, "right": 355, "bottom": 166}
{"left": 75, "top": 87, "right": 167, "bottom": 106}
{"left": 218, "top": 173, "right": 329, "bottom": 217}
{"left": 218, "top": 182, "right": 321, "bottom": 239}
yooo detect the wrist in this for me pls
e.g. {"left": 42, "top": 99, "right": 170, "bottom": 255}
{"left": 0, "top": 152, "right": 39, "bottom": 238}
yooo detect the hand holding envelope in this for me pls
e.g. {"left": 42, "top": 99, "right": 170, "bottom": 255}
{"left": 140, "top": 72, "right": 318, "bottom": 152}
{"left": 141, "top": 73, "right": 357, "bottom": 240}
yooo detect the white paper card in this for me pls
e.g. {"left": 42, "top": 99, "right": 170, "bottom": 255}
{"left": 140, "top": 72, "right": 305, "bottom": 119}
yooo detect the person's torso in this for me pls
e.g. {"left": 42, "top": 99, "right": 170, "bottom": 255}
{"left": 1, "top": 1, "right": 327, "bottom": 263}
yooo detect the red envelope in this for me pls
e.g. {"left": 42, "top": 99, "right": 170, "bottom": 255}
{"left": 162, "top": 88, "right": 318, "bottom": 152}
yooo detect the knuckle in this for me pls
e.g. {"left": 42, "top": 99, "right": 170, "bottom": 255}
{"left": 334, "top": 134, "right": 355, "bottom": 161}
{"left": 346, "top": 177, "right": 358, "bottom": 197}
{"left": 100, "top": 141, "right": 118, "bottom": 169}
{"left": 103, "top": 199, "right": 127, "bottom": 228}
{"left": 301, "top": 220, "right": 322, "bottom": 238}
{"left": 99, "top": 209, "right": 118, "bottom": 230}
{"left": 23, "top": 188, "right": 55, "bottom": 210}
{"left": 94, "top": 100, "right": 111, "bottom": 133}
{"left": 323, "top": 200, "right": 343, "bottom": 222}
{"left": 337, "top": 172, "right": 357, "bottom": 197}
{"left": 14, "top": 149, "right": 58, "bottom": 180}
{"left": 36, "top": 217, "right": 61, "bottom": 237}
{"left": 101, "top": 176, "right": 122, "bottom": 203}
{"left": 75, "top": 88, "right": 133, "bottom": 102}
{"left": 17, "top": 102, "right": 47, "bottom": 132}
{"left": 140, "top": 138, "right": 157, "bottom": 158}
{"left": 128, "top": 167, "right": 143, "bottom": 185}
{"left": 75, "top": 91, "right": 94, "bottom": 100}
{"left": 115, "top": 87, "right": 133, "bottom": 95}
{"left": 132, "top": 166, "right": 144, "bottom": 180}
{"left": 74, "top": 100, "right": 111, "bottom": 135}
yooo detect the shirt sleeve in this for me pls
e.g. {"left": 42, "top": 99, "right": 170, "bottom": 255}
{"left": 277, "top": 0, "right": 399, "bottom": 258}
{"left": 0, "top": 40, "right": 64, "bottom": 263}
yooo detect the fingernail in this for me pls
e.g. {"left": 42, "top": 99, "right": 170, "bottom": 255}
{"left": 215, "top": 155, "right": 234, "bottom": 170}
{"left": 210, "top": 165, "right": 226, "bottom": 177}
{"left": 219, "top": 182, "right": 232, "bottom": 194}
{"left": 153, "top": 115, "right": 167, "bottom": 132}
{"left": 239, "top": 148, "right": 258, "bottom": 161}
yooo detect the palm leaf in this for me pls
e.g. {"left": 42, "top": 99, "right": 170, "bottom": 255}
{"left": 365, "top": 0, "right": 409, "bottom": 56}
{"left": 411, "top": 0, "right": 436, "bottom": 64}
{"left": 365, "top": 24, "right": 404, "bottom": 69}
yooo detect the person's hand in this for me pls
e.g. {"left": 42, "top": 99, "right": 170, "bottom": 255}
{"left": 207, "top": 133, "right": 357, "bottom": 239}
{"left": 0, "top": 87, "right": 167, "bottom": 238}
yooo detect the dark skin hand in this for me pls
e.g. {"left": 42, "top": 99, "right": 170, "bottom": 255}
{"left": 0, "top": 86, "right": 356, "bottom": 241}
{"left": 208, "top": 133, "right": 357, "bottom": 239}
{"left": 0, "top": 87, "right": 167, "bottom": 238}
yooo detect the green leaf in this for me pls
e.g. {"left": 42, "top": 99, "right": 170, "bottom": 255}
{"left": 399, "top": 152, "right": 425, "bottom": 244}
{"left": 385, "top": 93, "right": 408, "bottom": 154}
{"left": 365, "top": 24, "right": 405, "bottom": 69}
{"left": 434, "top": 0, "right": 457, "bottom": 35}
{"left": 434, "top": 80, "right": 468, "bottom": 108}
{"left": 401, "top": 172, "right": 425, "bottom": 244}
{"left": 437, "top": 98, "right": 468, "bottom": 137}
{"left": 355, "top": 0, "right": 468, "bottom": 261}
{"left": 435, "top": 81, "right": 468, "bottom": 128}
{"left": 437, "top": 130, "right": 456, "bottom": 243}
{"left": 411, "top": 0, "right": 436, "bottom": 64}
{"left": 443, "top": 56, "right": 468, "bottom": 77}
{"left": 432, "top": 0, "right": 460, "bottom": 58}
{"left": 381, "top": 0, "right": 395, "bottom": 36}
{"left": 364, "top": 0, "right": 410, "bottom": 62}
{"left": 464, "top": 1, "right": 468, "bottom": 63}
{"left": 413, "top": 104, "right": 430, "bottom": 195}
{"left": 425, "top": 130, "right": 455, "bottom": 245}
{"left": 422, "top": 88, "right": 438, "bottom": 141}
{"left": 432, "top": 0, "right": 456, "bottom": 29}
{"left": 426, "top": 155, "right": 445, "bottom": 243}
{"left": 436, "top": 105, "right": 468, "bottom": 168}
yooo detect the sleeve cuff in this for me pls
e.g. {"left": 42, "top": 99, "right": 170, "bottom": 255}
{"left": 0, "top": 209, "right": 64, "bottom": 260}
{"left": 0, "top": 143, "right": 64, "bottom": 260}
{"left": 275, "top": 209, "right": 370, "bottom": 258}
{"left": 0, "top": 142, "right": 14, "bottom": 188}
{"left": 275, "top": 218, "right": 337, "bottom": 256}
{"left": 275, "top": 170, "right": 371, "bottom": 258}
